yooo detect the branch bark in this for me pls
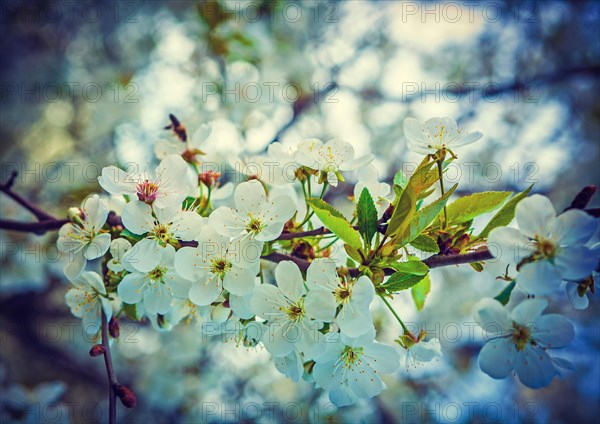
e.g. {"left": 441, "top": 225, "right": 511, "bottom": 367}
{"left": 101, "top": 311, "right": 118, "bottom": 424}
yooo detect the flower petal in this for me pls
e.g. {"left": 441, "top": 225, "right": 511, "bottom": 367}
{"left": 234, "top": 180, "right": 266, "bottom": 216}
{"left": 478, "top": 337, "right": 517, "bottom": 379}
{"left": 487, "top": 227, "right": 535, "bottom": 263}
{"left": 552, "top": 209, "right": 597, "bottom": 246}
{"left": 511, "top": 298, "right": 548, "bottom": 325}
{"left": 555, "top": 246, "right": 598, "bottom": 281}
{"left": 121, "top": 201, "right": 154, "bottom": 235}
{"left": 274, "top": 261, "right": 305, "bottom": 301}
{"left": 514, "top": 345, "right": 557, "bottom": 389}
{"left": 515, "top": 195, "right": 556, "bottom": 238}
{"left": 534, "top": 314, "right": 575, "bottom": 349}
{"left": 473, "top": 298, "right": 512, "bottom": 333}
{"left": 517, "top": 261, "right": 562, "bottom": 294}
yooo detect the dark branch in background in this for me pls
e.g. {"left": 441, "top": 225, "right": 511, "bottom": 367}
{"left": 266, "top": 82, "right": 338, "bottom": 146}
{"left": 344, "top": 65, "right": 600, "bottom": 104}
{"left": 0, "top": 171, "right": 57, "bottom": 222}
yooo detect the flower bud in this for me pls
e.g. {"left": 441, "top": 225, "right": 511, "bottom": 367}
{"left": 67, "top": 207, "right": 85, "bottom": 226}
{"left": 109, "top": 317, "right": 120, "bottom": 339}
{"left": 89, "top": 344, "right": 106, "bottom": 357}
{"left": 114, "top": 384, "right": 137, "bottom": 408}
{"left": 198, "top": 170, "right": 221, "bottom": 187}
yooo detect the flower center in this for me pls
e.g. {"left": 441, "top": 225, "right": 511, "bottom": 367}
{"left": 511, "top": 322, "right": 532, "bottom": 351}
{"left": 282, "top": 299, "right": 305, "bottom": 322}
{"left": 246, "top": 214, "right": 264, "bottom": 235}
{"left": 536, "top": 237, "right": 556, "bottom": 259}
{"left": 341, "top": 346, "right": 363, "bottom": 368}
{"left": 148, "top": 266, "right": 167, "bottom": 281}
{"left": 151, "top": 224, "right": 172, "bottom": 246}
{"left": 334, "top": 281, "right": 352, "bottom": 305}
{"left": 210, "top": 258, "right": 232, "bottom": 278}
{"left": 136, "top": 180, "right": 160, "bottom": 204}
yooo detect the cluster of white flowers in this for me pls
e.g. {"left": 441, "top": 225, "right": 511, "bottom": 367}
{"left": 55, "top": 115, "right": 598, "bottom": 405}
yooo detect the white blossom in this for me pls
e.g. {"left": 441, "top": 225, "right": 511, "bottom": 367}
{"left": 353, "top": 164, "right": 391, "bottom": 218}
{"left": 404, "top": 116, "right": 483, "bottom": 155}
{"left": 65, "top": 271, "right": 112, "bottom": 334}
{"left": 474, "top": 297, "right": 575, "bottom": 389}
{"left": 312, "top": 329, "right": 400, "bottom": 407}
{"left": 57, "top": 194, "right": 111, "bottom": 279}
{"left": 121, "top": 202, "right": 204, "bottom": 272}
{"left": 98, "top": 154, "right": 193, "bottom": 208}
{"left": 210, "top": 180, "right": 295, "bottom": 242}
{"left": 174, "top": 229, "right": 261, "bottom": 306}
{"left": 304, "top": 258, "right": 375, "bottom": 337}
{"left": 250, "top": 261, "right": 325, "bottom": 359}
{"left": 488, "top": 195, "right": 598, "bottom": 294}
{"left": 295, "top": 138, "right": 374, "bottom": 187}
{"left": 118, "top": 244, "right": 191, "bottom": 315}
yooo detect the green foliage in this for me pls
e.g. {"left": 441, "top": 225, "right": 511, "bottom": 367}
{"left": 307, "top": 199, "right": 362, "bottom": 249}
{"left": 410, "top": 234, "right": 440, "bottom": 253}
{"left": 393, "top": 169, "right": 408, "bottom": 189}
{"left": 494, "top": 281, "right": 516, "bottom": 305}
{"left": 384, "top": 272, "right": 427, "bottom": 292}
{"left": 388, "top": 260, "right": 429, "bottom": 275}
{"left": 446, "top": 191, "right": 512, "bottom": 225}
{"left": 411, "top": 274, "right": 431, "bottom": 311}
{"left": 357, "top": 188, "right": 378, "bottom": 247}
{"left": 386, "top": 184, "right": 416, "bottom": 240}
{"left": 478, "top": 184, "right": 534, "bottom": 239}
{"left": 119, "top": 229, "right": 144, "bottom": 242}
{"left": 399, "top": 184, "right": 458, "bottom": 245}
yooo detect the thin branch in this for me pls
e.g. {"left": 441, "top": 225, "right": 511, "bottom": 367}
{"left": 0, "top": 171, "right": 56, "bottom": 221}
{"left": 101, "top": 311, "right": 118, "bottom": 424}
{"left": 0, "top": 218, "right": 68, "bottom": 233}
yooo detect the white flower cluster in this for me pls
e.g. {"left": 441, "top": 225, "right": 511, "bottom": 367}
{"left": 55, "top": 116, "right": 598, "bottom": 405}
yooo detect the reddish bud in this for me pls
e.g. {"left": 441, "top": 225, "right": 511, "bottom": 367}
{"left": 109, "top": 317, "right": 120, "bottom": 339}
{"left": 114, "top": 384, "right": 137, "bottom": 408}
{"left": 89, "top": 344, "right": 106, "bottom": 357}
{"left": 198, "top": 170, "right": 221, "bottom": 187}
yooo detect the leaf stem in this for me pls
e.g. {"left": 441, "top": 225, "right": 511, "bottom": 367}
{"left": 436, "top": 159, "right": 447, "bottom": 229}
{"left": 379, "top": 294, "right": 409, "bottom": 333}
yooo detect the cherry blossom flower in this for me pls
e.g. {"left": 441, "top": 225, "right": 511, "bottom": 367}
{"left": 57, "top": 194, "right": 111, "bottom": 279}
{"left": 303, "top": 258, "right": 375, "bottom": 337}
{"left": 404, "top": 117, "right": 483, "bottom": 155}
{"left": 65, "top": 271, "right": 112, "bottom": 335}
{"left": 209, "top": 180, "right": 295, "bottom": 242}
{"left": 98, "top": 154, "right": 192, "bottom": 209}
{"left": 107, "top": 238, "right": 132, "bottom": 273}
{"left": 118, "top": 244, "right": 191, "bottom": 315}
{"left": 250, "top": 261, "right": 325, "bottom": 358}
{"left": 242, "top": 142, "right": 300, "bottom": 186}
{"left": 474, "top": 297, "right": 575, "bottom": 389}
{"left": 396, "top": 331, "right": 442, "bottom": 369}
{"left": 312, "top": 329, "right": 400, "bottom": 407}
{"left": 121, "top": 202, "right": 204, "bottom": 272}
{"left": 488, "top": 195, "right": 598, "bottom": 294}
{"left": 174, "top": 229, "right": 261, "bottom": 306}
{"left": 353, "top": 165, "right": 391, "bottom": 218}
{"left": 295, "top": 138, "right": 374, "bottom": 187}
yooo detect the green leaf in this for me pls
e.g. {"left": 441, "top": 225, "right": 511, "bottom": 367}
{"left": 411, "top": 274, "right": 431, "bottom": 311}
{"left": 307, "top": 199, "right": 362, "bottom": 249}
{"left": 386, "top": 184, "right": 417, "bottom": 240}
{"left": 494, "top": 281, "right": 516, "bottom": 305}
{"left": 388, "top": 260, "right": 429, "bottom": 275}
{"left": 446, "top": 191, "right": 512, "bottom": 225}
{"left": 122, "top": 302, "right": 140, "bottom": 321}
{"left": 410, "top": 234, "right": 440, "bottom": 253}
{"left": 119, "top": 228, "right": 144, "bottom": 242}
{"left": 478, "top": 184, "right": 534, "bottom": 239}
{"left": 393, "top": 169, "right": 408, "bottom": 189}
{"left": 357, "top": 188, "right": 378, "bottom": 246}
{"left": 384, "top": 272, "right": 427, "bottom": 292}
{"left": 401, "top": 184, "right": 458, "bottom": 245}
{"left": 410, "top": 161, "right": 440, "bottom": 199}
{"left": 344, "top": 244, "right": 362, "bottom": 263}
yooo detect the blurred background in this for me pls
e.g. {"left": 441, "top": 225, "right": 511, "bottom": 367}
{"left": 1, "top": 1, "right": 599, "bottom": 423}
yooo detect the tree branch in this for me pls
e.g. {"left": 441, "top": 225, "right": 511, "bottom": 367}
{"left": 101, "top": 311, "right": 118, "bottom": 424}
{"left": 0, "top": 171, "right": 56, "bottom": 221}
{"left": 0, "top": 218, "right": 68, "bottom": 233}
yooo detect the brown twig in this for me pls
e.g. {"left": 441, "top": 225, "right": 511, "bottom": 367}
{"left": 0, "top": 171, "right": 56, "bottom": 221}
{"left": 101, "top": 311, "right": 118, "bottom": 424}
{"left": 0, "top": 218, "right": 68, "bottom": 233}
